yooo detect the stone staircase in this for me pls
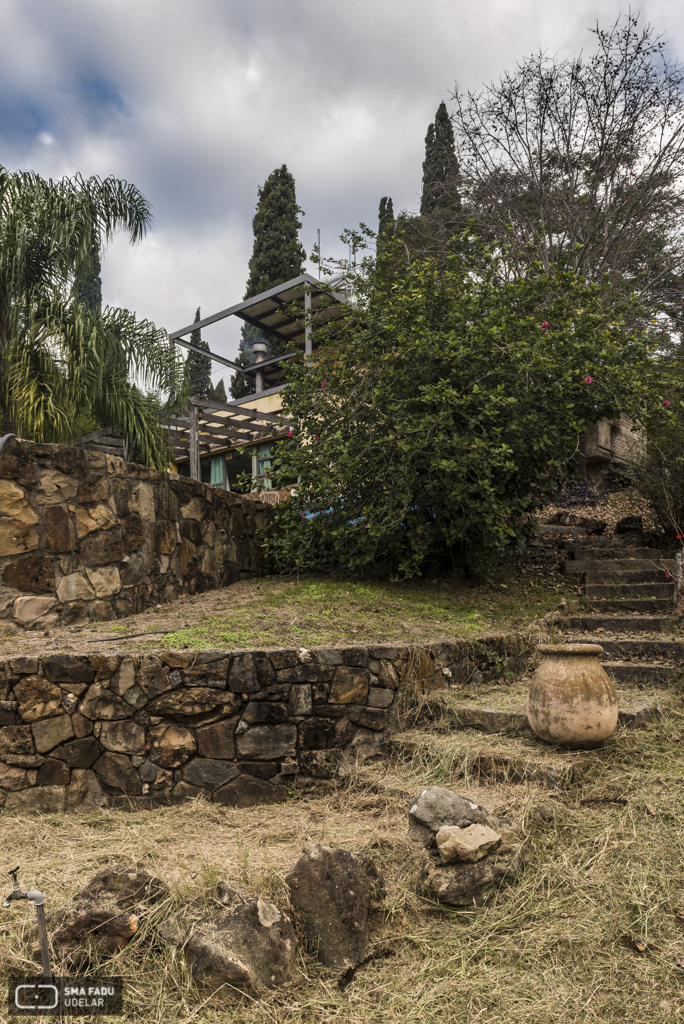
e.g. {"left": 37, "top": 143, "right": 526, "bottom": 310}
{"left": 557, "top": 524, "right": 682, "bottom": 683}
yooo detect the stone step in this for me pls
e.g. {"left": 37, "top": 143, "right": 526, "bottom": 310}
{"left": 539, "top": 524, "right": 587, "bottom": 536}
{"left": 585, "top": 598, "right": 673, "bottom": 614}
{"left": 563, "top": 536, "right": 649, "bottom": 549}
{"left": 603, "top": 661, "right": 679, "bottom": 683}
{"left": 566, "top": 547, "right": 665, "bottom": 562}
{"left": 585, "top": 568, "right": 673, "bottom": 585}
{"left": 451, "top": 701, "right": 661, "bottom": 732}
{"left": 567, "top": 558, "right": 674, "bottom": 574}
{"left": 566, "top": 614, "right": 675, "bottom": 633}
{"left": 585, "top": 582, "right": 675, "bottom": 599}
{"left": 590, "top": 638, "right": 684, "bottom": 660}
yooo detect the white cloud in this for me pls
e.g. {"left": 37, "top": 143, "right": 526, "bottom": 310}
{"left": 2, "top": 0, "right": 684, "bottom": 366}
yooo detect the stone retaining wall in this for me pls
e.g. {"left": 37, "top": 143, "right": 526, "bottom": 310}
{"left": 0, "top": 638, "right": 524, "bottom": 813}
{"left": 0, "top": 439, "right": 270, "bottom": 630}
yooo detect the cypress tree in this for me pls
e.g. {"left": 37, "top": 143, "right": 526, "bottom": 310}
{"left": 73, "top": 238, "right": 102, "bottom": 313}
{"left": 212, "top": 378, "right": 227, "bottom": 403}
{"left": 378, "top": 197, "right": 395, "bottom": 249}
{"left": 420, "top": 101, "right": 461, "bottom": 215}
{"left": 230, "top": 165, "right": 306, "bottom": 398}
{"left": 185, "top": 308, "right": 213, "bottom": 399}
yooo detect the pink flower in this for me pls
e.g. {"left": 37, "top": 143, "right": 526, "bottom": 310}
{"left": 664, "top": 400, "right": 671, "bottom": 407}
{"left": 541, "top": 322, "right": 549, "bottom": 329}
{"left": 322, "top": 379, "right": 327, "bottom": 387}
{"left": 314, "top": 434, "right": 319, "bottom": 440}
{"left": 677, "top": 534, "right": 682, "bottom": 540}
{"left": 584, "top": 376, "right": 594, "bottom": 383}
{"left": 287, "top": 430, "right": 293, "bottom": 438}
{"left": 666, "top": 571, "right": 671, "bottom": 578}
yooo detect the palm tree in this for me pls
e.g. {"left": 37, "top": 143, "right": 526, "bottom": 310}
{"left": 0, "top": 166, "right": 184, "bottom": 467}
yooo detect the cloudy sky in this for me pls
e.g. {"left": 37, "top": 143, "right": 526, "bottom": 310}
{"left": 2, "top": 0, "right": 683, "bottom": 385}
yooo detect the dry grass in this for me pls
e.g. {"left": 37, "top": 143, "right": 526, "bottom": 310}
{"left": 3, "top": 701, "right": 684, "bottom": 1023}
{"left": 1, "top": 557, "right": 578, "bottom": 657}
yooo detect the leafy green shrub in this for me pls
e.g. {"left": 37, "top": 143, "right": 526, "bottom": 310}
{"left": 266, "top": 236, "right": 658, "bottom": 578}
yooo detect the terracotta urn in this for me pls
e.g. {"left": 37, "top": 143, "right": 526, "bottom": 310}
{"left": 526, "top": 644, "right": 618, "bottom": 749}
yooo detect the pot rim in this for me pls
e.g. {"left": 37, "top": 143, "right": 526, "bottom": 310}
{"left": 537, "top": 643, "right": 604, "bottom": 656}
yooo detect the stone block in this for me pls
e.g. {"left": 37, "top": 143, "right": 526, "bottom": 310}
{"left": 71, "top": 713, "right": 93, "bottom": 738}
{"left": 288, "top": 685, "right": 313, "bottom": 716}
{"left": 92, "top": 752, "right": 142, "bottom": 794}
{"left": 196, "top": 718, "right": 238, "bottom": 760}
{"left": 314, "top": 648, "right": 345, "bottom": 667}
{"left": 252, "top": 684, "right": 291, "bottom": 702}
{"left": 147, "top": 688, "right": 241, "bottom": 719}
{"left": 43, "top": 655, "right": 96, "bottom": 685}
{"left": 78, "top": 471, "right": 109, "bottom": 503}
{"left": 36, "top": 469, "right": 78, "bottom": 504}
{"left": 122, "top": 514, "right": 145, "bottom": 550}
{"left": 36, "top": 757, "right": 70, "bottom": 786}
{"left": 182, "top": 658, "right": 230, "bottom": 687}
{"left": 0, "top": 519, "right": 38, "bottom": 556}
{"left": 110, "top": 656, "right": 137, "bottom": 696}
{"left": 2, "top": 555, "right": 55, "bottom": 593}
{"left": 368, "top": 688, "right": 395, "bottom": 709}
{"left": 179, "top": 518, "right": 201, "bottom": 544}
{"left": 269, "top": 649, "right": 299, "bottom": 670}
{"left": 179, "top": 538, "right": 197, "bottom": 575}
{"left": 14, "top": 676, "right": 62, "bottom": 721}
{"left": 13, "top": 596, "right": 57, "bottom": 627}
{"left": 51, "top": 736, "right": 103, "bottom": 767}
{"left": 345, "top": 707, "right": 388, "bottom": 732}
{"left": 0, "top": 762, "right": 30, "bottom": 790}
{"left": 299, "top": 718, "right": 337, "bottom": 750}
{"left": 75, "top": 503, "right": 117, "bottom": 538}
{"left": 43, "top": 505, "right": 74, "bottom": 552}
{"left": 242, "top": 701, "right": 287, "bottom": 725}
{"left": 235, "top": 724, "right": 297, "bottom": 760}
{"left": 54, "top": 446, "right": 88, "bottom": 478}
{"left": 172, "top": 781, "right": 202, "bottom": 804}
{"left": 5, "top": 785, "right": 66, "bottom": 814}
{"left": 148, "top": 723, "right": 196, "bottom": 768}
{"left": 342, "top": 646, "right": 370, "bottom": 668}
{"left": 0, "top": 441, "right": 37, "bottom": 488}
{"left": 180, "top": 496, "right": 205, "bottom": 520}
{"left": 79, "top": 684, "right": 134, "bottom": 721}
{"left": 378, "top": 661, "right": 400, "bottom": 689}
{"left": 0, "top": 725, "right": 34, "bottom": 755}
{"left": 62, "top": 601, "right": 89, "bottom": 626}
{"left": 228, "top": 653, "right": 259, "bottom": 693}
{"left": 57, "top": 572, "right": 96, "bottom": 602}
{"left": 251, "top": 652, "right": 276, "bottom": 686}
{"left": 329, "top": 666, "right": 370, "bottom": 704}
{"left": 79, "top": 528, "right": 123, "bottom": 566}
{"left": 276, "top": 665, "right": 326, "bottom": 683}
{"left": 110, "top": 478, "right": 131, "bottom": 515}
{"left": 237, "top": 761, "right": 281, "bottom": 781}
{"left": 213, "top": 774, "right": 287, "bottom": 808}
{"left": 99, "top": 720, "right": 145, "bottom": 755}
{"left": 86, "top": 566, "right": 121, "bottom": 598}
{"left": 130, "top": 481, "right": 154, "bottom": 520}
{"left": 9, "top": 657, "right": 38, "bottom": 675}
{"left": 182, "top": 758, "right": 240, "bottom": 791}
{"left": 66, "top": 768, "right": 107, "bottom": 811}
{"left": 0, "top": 480, "right": 39, "bottom": 523}
{"left": 32, "top": 715, "right": 75, "bottom": 753}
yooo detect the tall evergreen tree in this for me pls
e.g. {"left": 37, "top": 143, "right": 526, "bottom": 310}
{"left": 184, "top": 308, "right": 213, "bottom": 399}
{"left": 212, "top": 377, "right": 227, "bottom": 403}
{"left": 73, "top": 238, "right": 102, "bottom": 313}
{"left": 420, "top": 101, "right": 460, "bottom": 215}
{"left": 378, "top": 197, "right": 395, "bottom": 249}
{"left": 230, "top": 165, "right": 306, "bottom": 398}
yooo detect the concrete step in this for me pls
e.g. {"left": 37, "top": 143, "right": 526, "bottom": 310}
{"left": 585, "top": 582, "right": 675, "bottom": 599}
{"left": 567, "top": 558, "right": 674, "bottom": 574}
{"left": 604, "top": 661, "right": 679, "bottom": 683}
{"left": 566, "top": 547, "right": 665, "bottom": 562}
{"left": 585, "top": 598, "right": 673, "bottom": 613}
{"left": 585, "top": 568, "right": 673, "bottom": 585}
{"left": 566, "top": 614, "right": 675, "bottom": 633}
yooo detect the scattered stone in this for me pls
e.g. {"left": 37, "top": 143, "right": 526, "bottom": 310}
{"left": 435, "top": 823, "right": 502, "bottom": 864}
{"left": 420, "top": 843, "right": 524, "bottom": 906}
{"left": 285, "top": 844, "right": 386, "bottom": 967}
{"left": 408, "top": 787, "right": 504, "bottom": 849}
{"left": 159, "top": 891, "right": 296, "bottom": 994}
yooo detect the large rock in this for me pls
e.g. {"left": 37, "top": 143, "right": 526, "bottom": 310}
{"left": 51, "top": 736, "right": 103, "bottom": 767}
{"left": 196, "top": 718, "right": 238, "bottom": 759}
{"left": 227, "top": 653, "right": 259, "bottom": 693}
{"left": 0, "top": 725, "right": 34, "bottom": 755}
{"left": 43, "top": 655, "right": 95, "bottom": 685}
{"left": 92, "top": 752, "right": 142, "bottom": 794}
{"left": 285, "top": 844, "right": 386, "bottom": 967}
{"left": 32, "top": 715, "right": 75, "bottom": 753}
{"left": 420, "top": 843, "right": 524, "bottom": 906}
{"left": 436, "top": 824, "right": 502, "bottom": 864}
{"left": 182, "top": 759, "right": 240, "bottom": 791}
{"left": 13, "top": 676, "right": 63, "bottom": 722}
{"left": 51, "top": 865, "right": 167, "bottom": 958}
{"left": 213, "top": 774, "right": 286, "bottom": 808}
{"left": 2, "top": 554, "right": 55, "bottom": 593}
{"left": 159, "top": 890, "right": 296, "bottom": 994}
{"left": 329, "top": 666, "right": 370, "bottom": 704}
{"left": 79, "top": 684, "right": 133, "bottom": 721}
{"left": 408, "top": 787, "right": 504, "bottom": 848}
{"left": 0, "top": 518, "right": 38, "bottom": 556}
{"left": 147, "top": 688, "right": 241, "bottom": 719}
{"left": 13, "top": 596, "right": 57, "bottom": 627}
{"left": 0, "top": 479, "right": 39, "bottom": 523}
{"left": 43, "top": 505, "right": 74, "bottom": 552}
{"left": 149, "top": 723, "right": 196, "bottom": 768}
{"left": 4, "top": 785, "right": 66, "bottom": 814}
{"left": 86, "top": 567, "right": 121, "bottom": 598}
{"left": 57, "top": 573, "right": 96, "bottom": 603}
{"left": 235, "top": 724, "right": 296, "bottom": 760}
{"left": 99, "top": 720, "right": 145, "bottom": 755}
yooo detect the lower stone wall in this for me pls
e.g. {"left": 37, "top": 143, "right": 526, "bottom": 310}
{"left": 0, "top": 637, "right": 525, "bottom": 812}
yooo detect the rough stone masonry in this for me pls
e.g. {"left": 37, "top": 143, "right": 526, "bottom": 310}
{"left": 0, "top": 439, "right": 270, "bottom": 629}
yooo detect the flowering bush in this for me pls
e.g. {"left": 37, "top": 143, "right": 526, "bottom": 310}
{"left": 266, "top": 236, "right": 657, "bottom": 578}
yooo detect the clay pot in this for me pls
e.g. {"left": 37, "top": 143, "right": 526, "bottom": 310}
{"left": 526, "top": 644, "right": 618, "bottom": 749}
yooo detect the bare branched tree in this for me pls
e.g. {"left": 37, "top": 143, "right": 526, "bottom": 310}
{"left": 448, "top": 13, "right": 684, "bottom": 331}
